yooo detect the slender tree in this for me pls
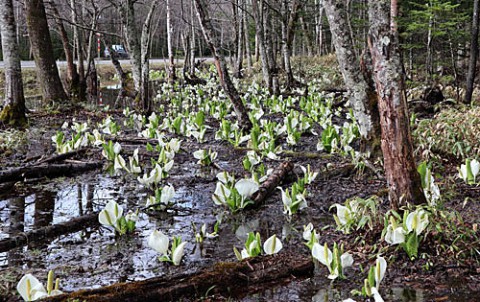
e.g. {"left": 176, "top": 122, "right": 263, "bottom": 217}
{"left": 465, "top": 0, "right": 480, "bottom": 104}
{"left": 193, "top": 0, "right": 252, "bottom": 130}
{"left": 25, "top": 0, "right": 67, "bottom": 104}
{"left": 368, "top": 0, "right": 426, "bottom": 209}
{"left": 0, "top": 0, "right": 27, "bottom": 126}
{"left": 166, "top": 0, "right": 176, "bottom": 82}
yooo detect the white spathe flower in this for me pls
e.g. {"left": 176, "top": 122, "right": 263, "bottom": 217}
{"left": 311, "top": 243, "right": 332, "bottom": 269}
{"left": 374, "top": 256, "right": 387, "bottom": 289}
{"left": 125, "top": 210, "right": 138, "bottom": 222}
{"left": 263, "top": 234, "right": 283, "bottom": 255}
{"left": 303, "top": 223, "right": 315, "bottom": 241}
{"left": 172, "top": 242, "right": 187, "bottom": 265}
{"left": 145, "top": 196, "right": 157, "bottom": 207}
{"left": 161, "top": 185, "right": 175, "bottom": 205}
{"left": 193, "top": 149, "right": 207, "bottom": 160}
{"left": 98, "top": 200, "right": 123, "bottom": 228}
{"left": 212, "top": 182, "right": 231, "bottom": 206}
{"left": 406, "top": 209, "right": 429, "bottom": 236}
{"left": 17, "top": 274, "right": 48, "bottom": 301}
{"left": 246, "top": 151, "right": 261, "bottom": 166}
{"left": 148, "top": 230, "right": 169, "bottom": 255}
{"left": 113, "top": 142, "right": 122, "bottom": 154}
{"left": 385, "top": 225, "right": 406, "bottom": 245}
{"left": 459, "top": 158, "right": 480, "bottom": 183}
{"left": 216, "top": 171, "right": 234, "bottom": 184}
{"left": 371, "top": 287, "right": 385, "bottom": 302}
{"left": 341, "top": 253, "right": 354, "bottom": 268}
{"left": 334, "top": 204, "right": 352, "bottom": 226}
{"left": 300, "top": 165, "right": 318, "bottom": 184}
{"left": 167, "top": 138, "right": 182, "bottom": 152}
{"left": 114, "top": 154, "right": 127, "bottom": 171}
{"left": 235, "top": 179, "right": 259, "bottom": 199}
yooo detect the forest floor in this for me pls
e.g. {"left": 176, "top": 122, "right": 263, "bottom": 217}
{"left": 0, "top": 57, "right": 479, "bottom": 302}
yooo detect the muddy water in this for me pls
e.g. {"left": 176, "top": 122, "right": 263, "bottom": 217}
{"left": 0, "top": 167, "right": 453, "bottom": 302}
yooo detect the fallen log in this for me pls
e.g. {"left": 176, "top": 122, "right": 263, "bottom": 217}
{"left": 45, "top": 252, "right": 313, "bottom": 302}
{"left": 248, "top": 161, "right": 294, "bottom": 209}
{"left": 0, "top": 212, "right": 99, "bottom": 253}
{"left": 0, "top": 161, "right": 102, "bottom": 184}
{"left": 35, "top": 148, "right": 90, "bottom": 165}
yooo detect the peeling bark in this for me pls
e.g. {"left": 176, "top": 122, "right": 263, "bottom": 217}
{"left": 324, "top": 0, "right": 381, "bottom": 156}
{"left": 368, "top": 0, "right": 426, "bottom": 209}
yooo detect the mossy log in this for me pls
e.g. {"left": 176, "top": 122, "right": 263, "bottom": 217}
{"left": 0, "top": 212, "right": 99, "bottom": 253}
{"left": 45, "top": 252, "right": 313, "bottom": 302}
{"left": 0, "top": 161, "right": 102, "bottom": 183}
{"left": 248, "top": 161, "right": 294, "bottom": 209}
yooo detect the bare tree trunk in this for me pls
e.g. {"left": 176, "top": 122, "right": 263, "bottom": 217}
{"left": 368, "top": 0, "right": 426, "bottom": 210}
{"left": 190, "top": 1, "right": 196, "bottom": 76}
{"left": 166, "top": 0, "right": 176, "bottom": 83}
{"left": 252, "top": 0, "right": 272, "bottom": 92}
{"left": 25, "top": 0, "right": 67, "bottom": 104}
{"left": 465, "top": 0, "right": 480, "bottom": 104}
{"left": 193, "top": 0, "right": 252, "bottom": 130}
{"left": 234, "top": 0, "right": 245, "bottom": 78}
{"left": 324, "top": 0, "right": 381, "bottom": 155}
{"left": 49, "top": 1, "right": 80, "bottom": 100}
{"left": 120, "top": 0, "right": 142, "bottom": 95}
{"left": 299, "top": 16, "right": 313, "bottom": 56}
{"left": 282, "top": 0, "right": 302, "bottom": 90}
{"left": 140, "top": 0, "right": 158, "bottom": 114}
{"left": 73, "top": 0, "right": 86, "bottom": 102}
{"left": 244, "top": 0, "right": 252, "bottom": 71}
{"left": 0, "top": 0, "right": 27, "bottom": 126}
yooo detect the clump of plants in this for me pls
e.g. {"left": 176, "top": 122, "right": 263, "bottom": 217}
{"left": 414, "top": 106, "right": 480, "bottom": 160}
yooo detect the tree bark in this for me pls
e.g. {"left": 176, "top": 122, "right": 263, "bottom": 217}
{"left": 25, "top": 0, "right": 68, "bottom": 104}
{"left": 252, "top": 0, "right": 272, "bottom": 92}
{"left": 120, "top": 0, "right": 142, "bottom": 98}
{"left": 249, "top": 161, "right": 294, "bottom": 209}
{"left": 193, "top": 0, "right": 252, "bottom": 130}
{"left": 45, "top": 252, "right": 313, "bottom": 302}
{"left": 0, "top": 161, "right": 102, "bottom": 184}
{"left": 49, "top": 1, "right": 80, "bottom": 101}
{"left": 324, "top": 0, "right": 381, "bottom": 156}
{"left": 166, "top": 0, "right": 176, "bottom": 83}
{"left": 367, "top": 0, "right": 426, "bottom": 210}
{"left": 465, "top": 0, "right": 480, "bottom": 104}
{"left": 0, "top": 0, "right": 27, "bottom": 127}
{"left": 0, "top": 212, "right": 99, "bottom": 253}
{"left": 140, "top": 0, "right": 158, "bottom": 114}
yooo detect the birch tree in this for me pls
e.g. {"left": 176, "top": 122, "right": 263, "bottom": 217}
{"left": 0, "top": 0, "right": 27, "bottom": 126}
{"left": 368, "top": 0, "right": 426, "bottom": 209}
{"left": 324, "top": 0, "right": 381, "bottom": 155}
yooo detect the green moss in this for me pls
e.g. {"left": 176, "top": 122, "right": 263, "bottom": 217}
{"left": 0, "top": 104, "right": 27, "bottom": 127}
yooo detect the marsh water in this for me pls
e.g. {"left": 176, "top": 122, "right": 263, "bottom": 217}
{"left": 1, "top": 88, "right": 478, "bottom": 301}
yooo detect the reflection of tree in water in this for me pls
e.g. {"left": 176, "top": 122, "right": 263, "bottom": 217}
{"left": 8, "top": 197, "right": 25, "bottom": 266}
{"left": 30, "top": 190, "right": 55, "bottom": 251}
